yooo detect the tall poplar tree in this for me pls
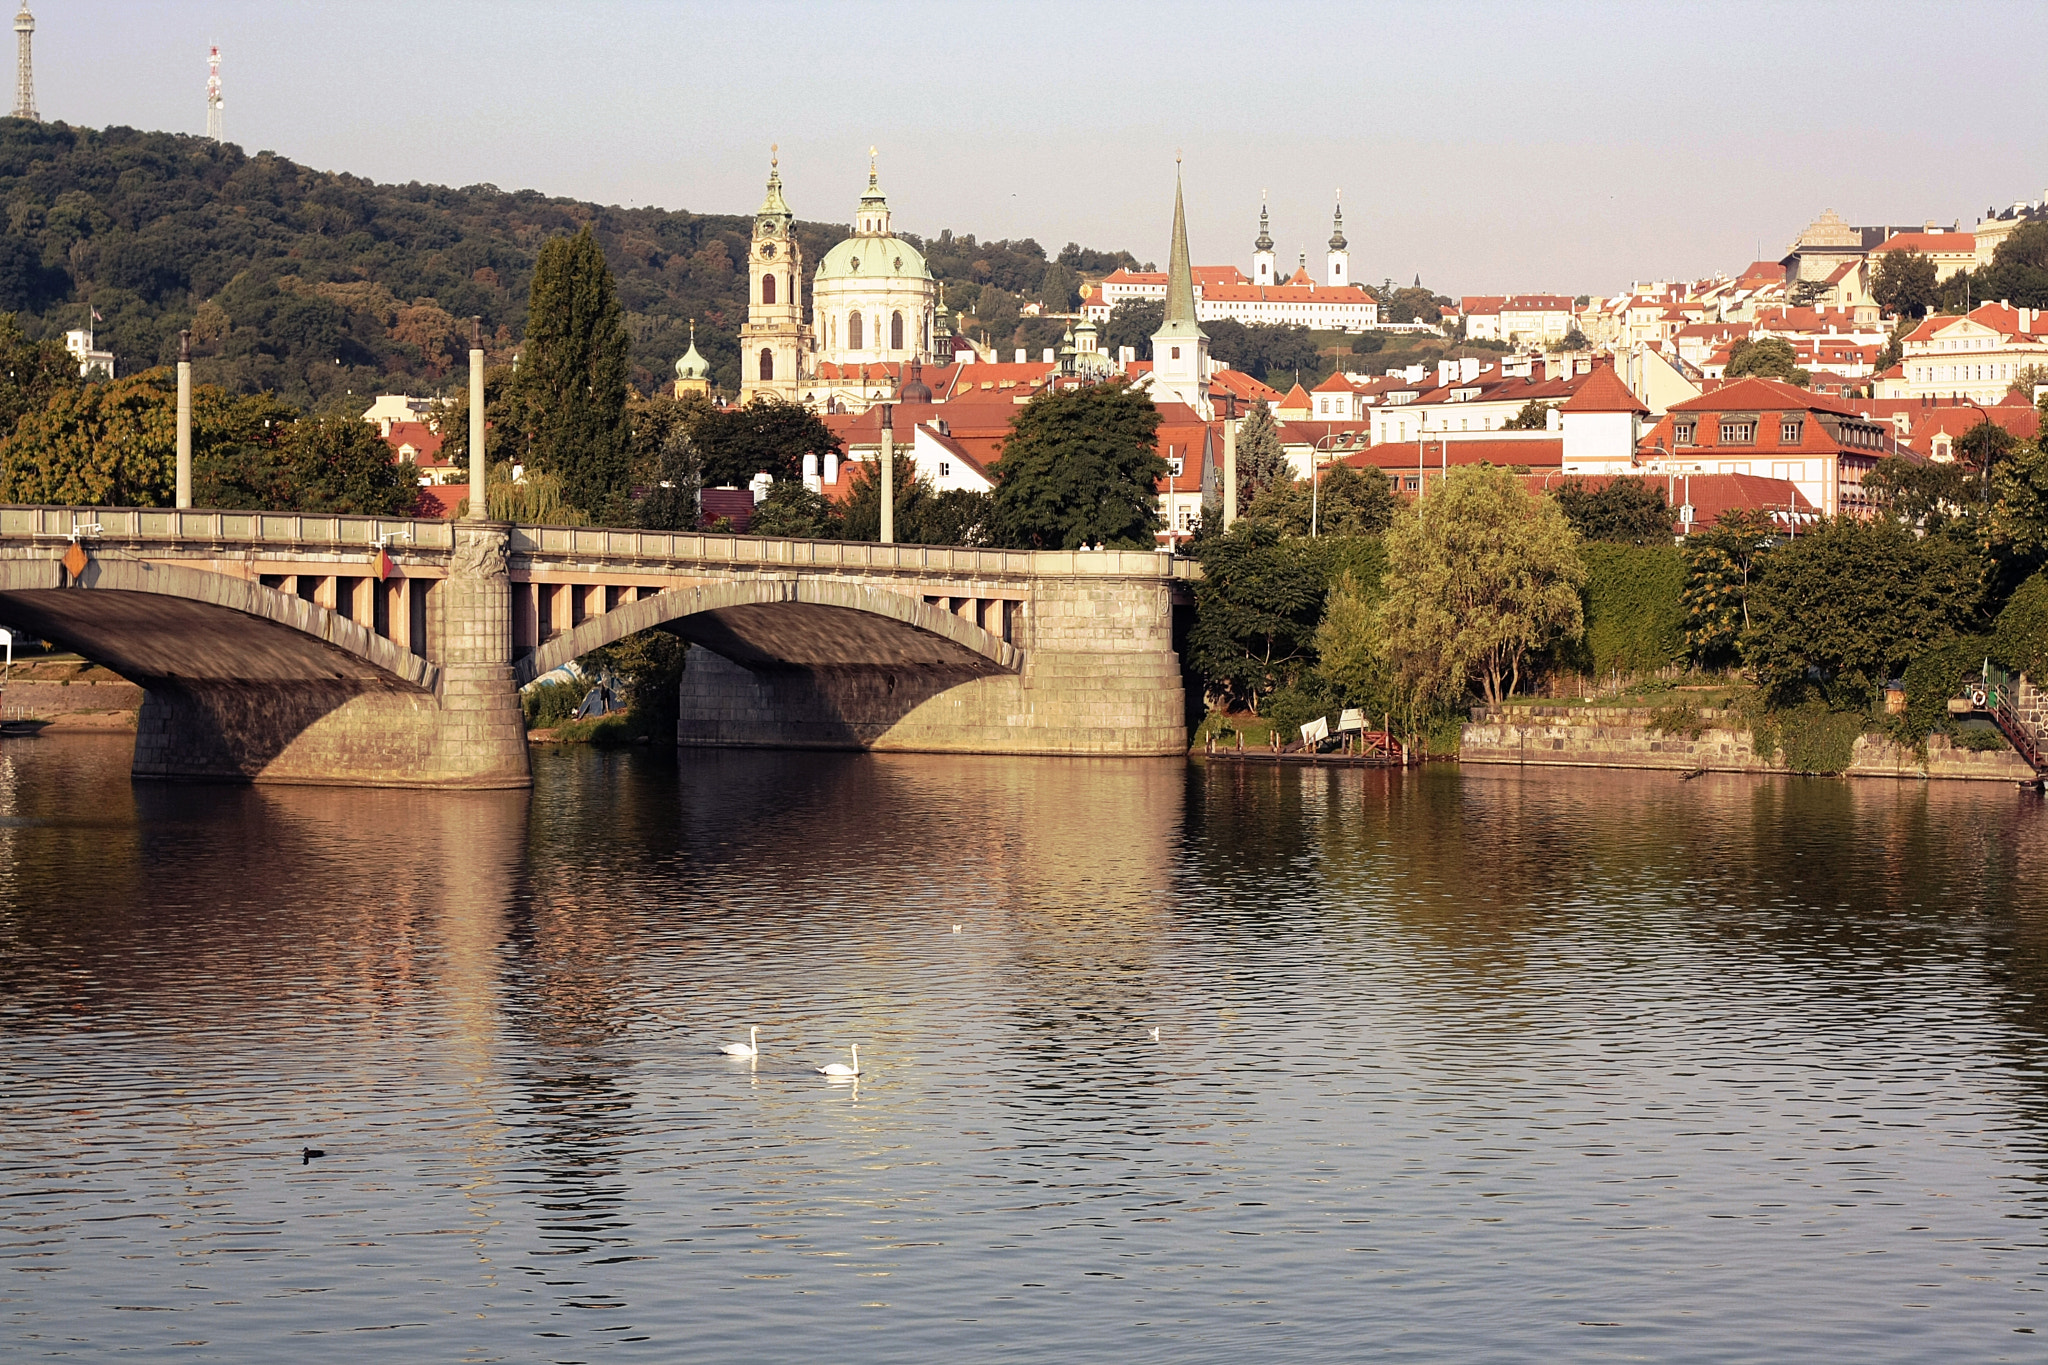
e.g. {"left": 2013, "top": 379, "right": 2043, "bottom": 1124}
{"left": 520, "top": 226, "right": 632, "bottom": 521}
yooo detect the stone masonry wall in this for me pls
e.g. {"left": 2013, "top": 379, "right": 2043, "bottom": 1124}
{"left": 677, "top": 574, "right": 1187, "bottom": 756}
{"left": 1461, "top": 706, "right": 2035, "bottom": 782}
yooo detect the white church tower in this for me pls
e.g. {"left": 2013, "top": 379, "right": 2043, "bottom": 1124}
{"left": 1150, "top": 165, "right": 1211, "bottom": 418}
{"left": 1253, "top": 192, "right": 1275, "bottom": 287}
{"left": 1327, "top": 193, "right": 1349, "bottom": 288}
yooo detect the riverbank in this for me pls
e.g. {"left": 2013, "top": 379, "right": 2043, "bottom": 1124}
{"left": 1461, "top": 704, "right": 2034, "bottom": 782}
{"left": 2, "top": 659, "right": 144, "bottom": 732}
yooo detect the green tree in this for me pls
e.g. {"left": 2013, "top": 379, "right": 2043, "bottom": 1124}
{"left": 1872, "top": 250, "right": 1938, "bottom": 318}
{"left": 1975, "top": 221, "right": 2048, "bottom": 310}
{"left": 519, "top": 226, "right": 632, "bottom": 521}
{"left": 1233, "top": 403, "right": 1290, "bottom": 505}
{"left": 275, "top": 413, "right": 421, "bottom": 515}
{"left": 1991, "top": 571, "right": 2048, "bottom": 680}
{"left": 837, "top": 453, "right": 991, "bottom": 546}
{"left": 1313, "top": 569, "right": 1397, "bottom": 717}
{"left": 694, "top": 396, "right": 842, "bottom": 489}
{"left": 745, "top": 478, "right": 839, "bottom": 539}
{"left": 1350, "top": 331, "right": 1385, "bottom": 356}
{"left": 989, "top": 380, "right": 1164, "bottom": 549}
{"left": 1957, "top": 416, "right": 2018, "bottom": 493}
{"left": 1100, "top": 298, "right": 1164, "bottom": 359}
{"left": 1680, "top": 508, "right": 1777, "bottom": 665}
{"left": 628, "top": 391, "right": 711, "bottom": 530}
{"left": 0, "top": 313, "right": 81, "bottom": 435}
{"left": 1864, "top": 454, "right": 1982, "bottom": 533}
{"left": 1379, "top": 465, "right": 1584, "bottom": 706}
{"left": 1724, "top": 336, "right": 1810, "bottom": 385}
{"left": 1242, "top": 462, "right": 1393, "bottom": 537}
{"left": 1986, "top": 400, "right": 2048, "bottom": 573}
{"left": 1744, "top": 515, "right": 1984, "bottom": 705}
{"left": 1185, "top": 519, "right": 1383, "bottom": 711}
{"left": 1552, "top": 476, "right": 1671, "bottom": 544}
{"left": 1502, "top": 399, "right": 1554, "bottom": 430}
{"left": 1548, "top": 327, "right": 1589, "bottom": 352}
{"left": 1573, "top": 542, "right": 1686, "bottom": 677}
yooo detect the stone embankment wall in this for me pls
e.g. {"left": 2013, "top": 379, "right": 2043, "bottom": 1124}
{"left": 1462, "top": 706, "right": 2035, "bottom": 782}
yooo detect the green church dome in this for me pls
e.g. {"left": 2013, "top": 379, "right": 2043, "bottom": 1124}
{"left": 815, "top": 233, "right": 931, "bottom": 283}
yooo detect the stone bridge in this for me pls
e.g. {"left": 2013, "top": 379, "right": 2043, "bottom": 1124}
{"left": 0, "top": 505, "right": 1193, "bottom": 788}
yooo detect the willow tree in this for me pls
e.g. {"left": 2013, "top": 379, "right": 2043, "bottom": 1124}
{"left": 520, "top": 226, "right": 631, "bottom": 521}
{"left": 1379, "top": 465, "right": 1584, "bottom": 706}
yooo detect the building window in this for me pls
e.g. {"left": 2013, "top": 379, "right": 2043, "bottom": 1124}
{"left": 762, "top": 274, "right": 777, "bottom": 306}
{"left": 1781, "top": 419, "right": 1803, "bottom": 444}
{"left": 1674, "top": 423, "right": 1695, "bottom": 446}
{"left": 849, "top": 312, "right": 864, "bottom": 350}
{"left": 891, "top": 311, "right": 904, "bottom": 350}
{"left": 1719, "top": 420, "right": 1756, "bottom": 444}
{"left": 759, "top": 348, "right": 774, "bottom": 382}
{"left": 938, "top": 461, "right": 951, "bottom": 478}
{"left": 1171, "top": 346, "right": 1181, "bottom": 360}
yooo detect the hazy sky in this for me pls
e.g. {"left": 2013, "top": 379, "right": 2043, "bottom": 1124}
{"left": 35, "top": 1, "right": 2048, "bottom": 296}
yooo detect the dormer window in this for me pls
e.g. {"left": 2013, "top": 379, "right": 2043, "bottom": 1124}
{"left": 1719, "top": 419, "right": 1756, "bottom": 444}
{"left": 1781, "top": 419, "right": 1803, "bottom": 444}
{"left": 1674, "top": 422, "right": 1695, "bottom": 446}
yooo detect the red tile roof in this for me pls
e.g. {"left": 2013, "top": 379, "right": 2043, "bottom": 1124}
{"left": 1871, "top": 231, "right": 1975, "bottom": 254}
{"left": 1560, "top": 364, "right": 1650, "bottom": 414}
{"left": 1347, "top": 437, "right": 1563, "bottom": 472}
{"left": 1665, "top": 375, "right": 1860, "bottom": 417}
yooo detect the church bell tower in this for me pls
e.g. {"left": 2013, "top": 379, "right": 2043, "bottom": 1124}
{"left": 739, "top": 147, "right": 812, "bottom": 406}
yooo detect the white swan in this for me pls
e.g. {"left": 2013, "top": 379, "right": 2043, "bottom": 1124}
{"left": 818, "top": 1044, "right": 861, "bottom": 1078}
{"left": 720, "top": 1026, "right": 759, "bottom": 1058}
{"left": 1150, "top": 1026, "right": 1160, "bottom": 1042}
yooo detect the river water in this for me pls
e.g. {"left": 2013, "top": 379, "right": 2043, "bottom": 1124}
{"left": 2, "top": 735, "right": 2046, "bottom": 1362}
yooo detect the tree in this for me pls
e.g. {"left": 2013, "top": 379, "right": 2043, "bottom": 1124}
{"left": 1233, "top": 403, "right": 1289, "bottom": 505}
{"left": 988, "top": 380, "right": 1164, "bottom": 549}
{"left": 1975, "top": 221, "right": 2048, "bottom": 311}
{"left": 0, "top": 313, "right": 81, "bottom": 435}
{"left": 693, "top": 396, "right": 841, "bottom": 489}
{"left": 1312, "top": 570, "right": 1396, "bottom": 716}
{"left": 1038, "top": 261, "right": 1080, "bottom": 312}
{"left": 1100, "top": 299, "right": 1164, "bottom": 359}
{"left": 629, "top": 391, "right": 711, "bottom": 530}
{"left": 276, "top": 414, "right": 422, "bottom": 515}
{"left": 746, "top": 478, "right": 839, "bottom": 539}
{"left": 1552, "top": 476, "right": 1671, "bottom": 545}
{"left": 1864, "top": 453, "right": 1981, "bottom": 534}
{"left": 519, "top": 226, "right": 632, "bottom": 521}
{"left": 1986, "top": 397, "right": 2048, "bottom": 580}
{"left": 1680, "top": 508, "right": 1777, "bottom": 665}
{"left": 1185, "top": 520, "right": 1382, "bottom": 711}
{"left": 1957, "top": 417, "right": 2018, "bottom": 492}
{"left": 1873, "top": 250, "right": 1938, "bottom": 318}
{"left": 1502, "top": 399, "right": 1554, "bottom": 430}
{"left": 1381, "top": 284, "right": 1447, "bottom": 326}
{"left": 1379, "top": 465, "right": 1585, "bottom": 706}
{"left": 1744, "top": 515, "right": 1984, "bottom": 705}
{"left": 1548, "top": 327, "right": 1589, "bottom": 352}
{"left": 2011, "top": 363, "right": 2048, "bottom": 400}
{"left": 1242, "top": 462, "right": 1393, "bottom": 537}
{"left": 1724, "top": 336, "right": 1810, "bottom": 385}
{"left": 1350, "top": 332, "right": 1385, "bottom": 356}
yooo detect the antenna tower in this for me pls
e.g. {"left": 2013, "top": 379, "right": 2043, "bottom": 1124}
{"left": 12, "top": 3, "right": 34, "bottom": 122}
{"left": 206, "top": 45, "right": 222, "bottom": 141}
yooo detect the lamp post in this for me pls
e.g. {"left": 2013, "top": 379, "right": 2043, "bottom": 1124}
{"left": 879, "top": 402, "right": 895, "bottom": 545}
{"left": 467, "top": 317, "right": 486, "bottom": 521}
{"left": 174, "top": 330, "right": 192, "bottom": 509}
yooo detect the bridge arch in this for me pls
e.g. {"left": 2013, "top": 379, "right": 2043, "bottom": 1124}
{"left": 514, "top": 578, "right": 1021, "bottom": 687}
{"left": 0, "top": 555, "right": 436, "bottom": 693}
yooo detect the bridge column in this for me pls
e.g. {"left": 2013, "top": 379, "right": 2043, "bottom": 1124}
{"left": 427, "top": 522, "right": 531, "bottom": 788}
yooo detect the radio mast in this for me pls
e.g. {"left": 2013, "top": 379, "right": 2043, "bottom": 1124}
{"left": 12, "top": 3, "right": 35, "bottom": 122}
{"left": 206, "top": 45, "right": 221, "bottom": 141}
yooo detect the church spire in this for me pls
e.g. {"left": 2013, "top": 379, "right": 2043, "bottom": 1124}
{"left": 1157, "top": 161, "right": 1204, "bottom": 339}
{"left": 1255, "top": 191, "right": 1274, "bottom": 253}
{"left": 1328, "top": 192, "right": 1346, "bottom": 251}
{"left": 757, "top": 144, "right": 791, "bottom": 224}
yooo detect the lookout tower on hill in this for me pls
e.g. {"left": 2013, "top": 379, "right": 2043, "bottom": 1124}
{"left": 13, "top": 3, "right": 34, "bottom": 121}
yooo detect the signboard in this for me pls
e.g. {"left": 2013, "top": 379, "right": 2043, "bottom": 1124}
{"left": 1338, "top": 708, "right": 1365, "bottom": 732}
{"left": 1299, "top": 716, "right": 1330, "bottom": 746}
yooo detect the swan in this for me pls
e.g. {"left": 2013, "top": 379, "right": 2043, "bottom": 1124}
{"left": 1150, "top": 1027, "right": 1160, "bottom": 1042}
{"left": 952, "top": 924, "right": 963, "bottom": 934}
{"left": 720, "top": 1026, "right": 759, "bottom": 1058}
{"left": 818, "top": 1044, "right": 861, "bottom": 1078}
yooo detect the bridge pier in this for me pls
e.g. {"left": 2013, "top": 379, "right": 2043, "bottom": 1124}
{"left": 675, "top": 572, "right": 1186, "bottom": 756}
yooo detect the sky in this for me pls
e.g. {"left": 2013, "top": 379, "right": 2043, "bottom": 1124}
{"left": 32, "top": 0, "right": 2048, "bottom": 297}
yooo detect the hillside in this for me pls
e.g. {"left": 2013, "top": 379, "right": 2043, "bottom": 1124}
{"left": 0, "top": 119, "right": 1139, "bottom": 408}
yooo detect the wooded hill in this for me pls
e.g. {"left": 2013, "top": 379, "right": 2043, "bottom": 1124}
{"left": 0, "top": 119, "right": 1139, "bottom": 408}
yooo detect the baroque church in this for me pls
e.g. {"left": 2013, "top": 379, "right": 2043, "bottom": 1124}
{"left": 724, "top": 149, "right": 941, "bottom": 409}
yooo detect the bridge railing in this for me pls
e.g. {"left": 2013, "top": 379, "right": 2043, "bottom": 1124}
{"left": 1, "top": 504, "right": 1200, "bottom": 580}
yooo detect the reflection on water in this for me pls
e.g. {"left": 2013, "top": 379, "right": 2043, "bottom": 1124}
{"left": 2, "top": 735, "right": 2047, "bottom": 1362}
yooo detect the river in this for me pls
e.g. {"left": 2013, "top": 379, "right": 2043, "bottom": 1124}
{"left": 2, "top": 735, "right": 2046, "bottom": 1362}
